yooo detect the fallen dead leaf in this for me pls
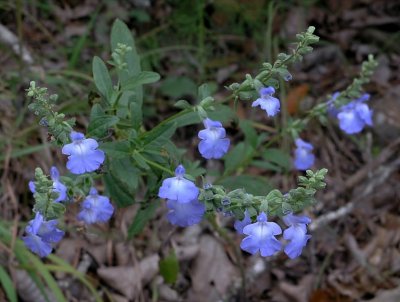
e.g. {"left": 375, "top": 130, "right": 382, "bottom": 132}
{"left": 279, "top": 274, "right": 315, "bottom": 302}
{"left": 362, "top": 286, "right": 400, "bottom": 302}
{"left": 187, "top": 235, "right": 239, "bottom": 302}
{"left": 97, "top": 254, "right": 159, "bottom": 299}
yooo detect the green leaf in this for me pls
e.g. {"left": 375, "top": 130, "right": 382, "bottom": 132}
{"left": 109, "top": 158, "right": 139, "bottom": 195}
{"left": 128, "top": 200, "right": 160, "bottom": 238}
{"left": 132, "top": 152, "right": 150, "bottom": 170}
{"left": 174, "top": 99, "right": 191, "bottom": 109}
{"left": 251, "top": 160, "right": 284, "bottom": 173}
{"left": 266, "top": 189, "right": 283, "bottom": 206}
{"left": 111, "top": 19, "right": 142, "bottom": 105}
{"left": 0, "top": 266, "right": 17, "bottom": 302}
{"left": 116, "top": 91, "right": 135, "bottom": 119}
{"left": 88, "top": 104, "right": 119, "bottom": 138}
{"left": 224, "top": 142, "right": 254, "bottom": 175}
{"left": 218, "top": 175, "right": 272, "bottom": 196}
{"left": 104, "top": 171, "right": 134, "bottom": 207}
{"left": 141, "top": 122, "right": 177, "bottom": 146}
{"left": 121, "top": 71, "right": 160, "bottom": 91}
{"left": 45, "top": 202, "right": 66, "bottom": 220}
{"left": 198, "top": 83, "right": 213, "bottom": 100}
{"left": 209, "top": 104, "right": 235, "bottom": 121}
{"left": 239, "top": 119, "right": 258, "bottom": 148}
{"left": 100, "top": 141, "right": 131, "bottom": 158}
{"left": 260, "top": 197, "right": 269, "bottom": 213}
{"left": 159, "top": 251, "right": 179, "bottom": 284}
{"left": 92, "top": 56, "right": 113, "bottom": 101}
{"left": 130, "top": 101, "right": 143, "bottom": 130}
{"left": 160, "top": 76, "right": 197, "bottom": 99}
{"left": 263, "top": 148, "right": 291, "bottom": 172}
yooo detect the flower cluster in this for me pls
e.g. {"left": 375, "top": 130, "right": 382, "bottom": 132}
{"left": 157, "top": 85, "right": 317, "bottom": 261}
{"left": 23, "top": 130, "right": 113, "bottom": 257}
{"left": 235, "top": 212, "right": 311, "bottom": 259}
{"left": 22, "top": 213, "right": 64, "bottom": 258}
{"left": 24, "top": 24, "right": 377, "bottom": 266}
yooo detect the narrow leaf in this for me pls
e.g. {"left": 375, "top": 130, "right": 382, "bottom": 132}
{"left": 0, "top": 266, "right": 17, "bottom": 302}
{"left": 128, "top": 200, "right": 160, "bottom": 238}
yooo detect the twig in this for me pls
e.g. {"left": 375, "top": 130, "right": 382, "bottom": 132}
{"left": 0, "top": 23, "right": 33, "bottom": 64}
{"left": 325, "top": 136, "right": 400, "bottom": 201}
{"left": 310, "top": 157, "right": 400, "bottom": 231}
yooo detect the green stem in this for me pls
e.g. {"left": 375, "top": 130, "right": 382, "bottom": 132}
{"left": 143, "top": 157, "right": 174, "bottom": 175}
{"left": 148, "top": 108, "right": 192, "bottom": 134}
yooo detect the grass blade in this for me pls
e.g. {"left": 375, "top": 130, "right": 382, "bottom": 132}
{"left": 0, "top": 266, "right": 17, "bottom": 302}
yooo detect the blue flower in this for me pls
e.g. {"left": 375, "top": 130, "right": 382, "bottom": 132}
{"left": 326, "top": 92, "right": 340, "bottom": 117}
{"left": 29, "top": 166, "right": 68, "bottom": 203}
{"left": 252, "top": 87, "right": 280, "bottom": 117}
{"left": 50, "top": 167, "right": 68, "bottom": 202}
{"left": 294, "top": 138, "right": 315, "bottom": 171}
{"left": 158, "top": 165, "right": 199, "bottom": 203}
{"left": 22, "top": 212, "right": 64, "bottom": 258}
{"left": 337, "top": 94, "right": 373, "bottom": 134}
{"left": 240, "top": 212, "right": 282, "bottom": 257}
{"left": 198, "top": 118, "right": 230, "bottom": 159}
{"left": 28, "top": 181, "right": 36, "bottom": 193}
{"left": 77, "top": 188, "right": 114, "bottom": 224}
{"left": 234, "top": 210, "right": 252, "bottom": 234}
{"left": 283, "top": 213, "right": 311, "bottom": 259}
{"left": 62, "top": 131, "right": 105, "bottom": 174}
{"left": 166, "top": 198, "right": 205, "bottom": 227}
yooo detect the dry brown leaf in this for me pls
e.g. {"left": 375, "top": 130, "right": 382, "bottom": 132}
{"left": 97, "top": 254, "right": 159, "bottom": 299}
{"left": 286, "top": 84, "right": 310, "bottom": 115}
{"left": 278, "top": 274, "right": 315, "bottom": 302}
{"left": 187, "top": 235, "right": 239, "bottom": 302}
{"left": 362, "top": 286, "right": 400, "bottom": 302}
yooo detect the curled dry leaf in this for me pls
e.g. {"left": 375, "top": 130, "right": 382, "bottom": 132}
{"left": 97, "top": 254, "right": 159, "bottom": 299}
{"left": 187, "top": 235, "right": 239, "bottom": 302}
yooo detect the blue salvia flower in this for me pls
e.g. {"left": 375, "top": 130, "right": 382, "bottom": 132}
{"left": 252, "top": 87, "right": 280, "bottom": 117}
{"left": 283, "top": 213, "right": 312, "bottom": 259}
{"left": 29, "top": 166, "right": 68, "bottom": 203}
{"left": 50, "top": 167, "right": 68, "bottom": 202}
{"left": 294, "top": 138, "right": 315, "bottom": 171}
{"left": 28, "top": 181, "right": 36, "bottom": 194}
{"left": 62, "top": 131, "right": 105, "bottom": 174}
{"left": 166, "top": 198, "right": 205, "bottom": 227}
{"left": 158, "top": 165, "right": 199, "bottom": 203}
{"left": 234, "top": 210, "right": 252, "bottom": 234}
{"left": 240, "top": 212, "right": 282, "bottom": 257}
{"left": 22, "top": 212, "right": 64, "bottom": 258}
{"left": 198, "top": 118, "right": 230, "bottom": 159}
{"left": 77, "top": 188, "right": 114, "bottom": 224}
{"left": 326, "top": 92, "right": 340, "bottom": 117}
{"left": 337, "top": 94, "right": 373, "bottom": 134}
